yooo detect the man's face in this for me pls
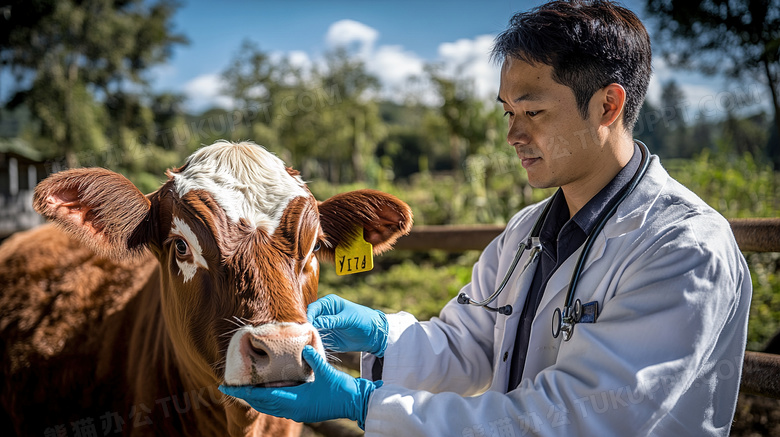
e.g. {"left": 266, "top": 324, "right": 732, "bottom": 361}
{"left": 498, "top": 57, "right": 605, "bottom": 191}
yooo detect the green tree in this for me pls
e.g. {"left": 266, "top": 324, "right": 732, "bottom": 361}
{"left": 723, "top": 111, "right": 771, "bottom": 156}
{"left": 150, "top": 92, "right": 187, "bottom": 151}
{"left": 659, "top": 80, "right": 696, "bottom": 157}
{"left": 645, "top": 0, "right": 780, "bottom": 156}
{"left": 1, "top": 0, "right": 186, "bottom": 167}
{"left": 315, "top": 48, "right": 386, "bottom": 183}
{"left": 426, "top": 66, "right": 497, "bottom": 172}
{"left": 222, "top": 44, "right": 386, "bottom": 184}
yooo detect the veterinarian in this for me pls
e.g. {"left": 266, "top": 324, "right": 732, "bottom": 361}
{"left": 220, "top": 1, "right": 753, "bottom": 435}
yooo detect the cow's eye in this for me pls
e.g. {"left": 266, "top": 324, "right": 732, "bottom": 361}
{"left": 174, "top": 238, "right": 189, "bottom": 256}
{"left": 313, "top": 241, "right": 321, "bottom": 252}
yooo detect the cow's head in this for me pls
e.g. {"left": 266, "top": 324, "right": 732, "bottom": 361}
{"left": 33, "top": 140, "right": 412, "bottom": 390}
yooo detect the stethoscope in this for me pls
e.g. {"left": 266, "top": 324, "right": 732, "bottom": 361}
{"left": 457, "top": 141, "right": 650, "bottom": 341}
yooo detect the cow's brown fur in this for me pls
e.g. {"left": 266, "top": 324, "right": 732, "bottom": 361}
{"left": 0, "top": 143, "right": 412, "bottom": 436}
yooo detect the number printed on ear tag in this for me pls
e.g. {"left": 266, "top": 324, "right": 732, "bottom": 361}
{"left": 335, "top": 229, "right": 374, "bottom": 276}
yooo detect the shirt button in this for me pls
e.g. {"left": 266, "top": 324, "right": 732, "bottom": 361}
{"left": 503, "top": 351, "right": 509, "bottom": 362}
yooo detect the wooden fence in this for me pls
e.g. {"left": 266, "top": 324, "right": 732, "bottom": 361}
{"left": 393, "top": 218, "right": 780, "bottom": 253}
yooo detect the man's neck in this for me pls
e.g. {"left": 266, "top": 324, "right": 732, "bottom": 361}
{"left": 561, "top": 137, "right": 635, "bottom": 218}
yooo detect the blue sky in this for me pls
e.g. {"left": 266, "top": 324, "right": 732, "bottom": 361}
{"left": 2, "top": 0, "right": 762, "bottom": 120}
{"left": 151, "top": 0, "right": 757, "bottom": 119}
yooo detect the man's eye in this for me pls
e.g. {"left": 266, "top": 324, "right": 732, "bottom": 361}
{"left": 503, "top": 111, "right": 513, "bottom": 118}
{"left": 526, "top": 111, "right": 540, "bottom": 117}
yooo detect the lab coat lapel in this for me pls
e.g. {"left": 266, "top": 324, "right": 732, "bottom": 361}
{"left": 494, "top": 201, "right": 550, "bottom": 323}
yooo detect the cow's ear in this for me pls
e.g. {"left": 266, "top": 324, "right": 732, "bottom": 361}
{"left": 33, "top": 168, "right": 152, "bottom": 259}
{"left": 317, "top": 189, "right": 412, "bottom": 260}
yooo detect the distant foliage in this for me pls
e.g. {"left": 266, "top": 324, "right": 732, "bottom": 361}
{"left": 744, "top": 252, "right": 780, "bottom": 351}
{"left": 645, "top": 0, "right": 780, "bottom": 167}
{"left": 665, "top": 147, "right": 779, "bottom": 218}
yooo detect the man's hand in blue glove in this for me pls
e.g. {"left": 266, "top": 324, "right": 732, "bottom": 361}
{"left": 219, "top": 345, "right": 382, "bottom": 429}
{"left": 307, "top": 294, "right": 389, "bottom": 357}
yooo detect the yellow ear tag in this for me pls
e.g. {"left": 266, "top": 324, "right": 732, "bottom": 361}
{"left": 335, "top": 229, "right": 374, "bottom": 276}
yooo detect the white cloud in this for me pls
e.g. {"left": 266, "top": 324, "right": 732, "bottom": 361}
{"left": 323, "top": 20, "right": 502, "bottom": 105}
{"left": 367, "top": 45, "right": 427, "bottom": 100}
{"left": 182, "top": 73, "right": 234, "bottom": 113}
{"left": 326, "top": 19, "right": 378, "bottom": 58}
{"left": 288, "top": 50, "right": 313, "bottom": 71}
{"left": 370, "top": 45, "right": 425, "bottom": 84}
{"left": 323, "top": 20, "right": 431, "bottom": 103}
{"left": 437, "top": 35, "right": 501, "bottom": 101}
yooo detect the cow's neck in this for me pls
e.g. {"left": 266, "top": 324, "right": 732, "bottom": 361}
{"left": 126, "top": 265, "right": 292, "bottom": 436}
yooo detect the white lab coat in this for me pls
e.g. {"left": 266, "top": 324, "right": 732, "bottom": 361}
{"left": 361, "top": 156, "right": 752, "bottom": 436}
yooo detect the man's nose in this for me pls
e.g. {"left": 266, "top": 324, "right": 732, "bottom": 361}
{"left": 506, "top": 118, "right": 530, "bottom": 146}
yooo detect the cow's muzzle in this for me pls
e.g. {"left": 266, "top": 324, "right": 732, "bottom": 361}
{"left": 223, "top": 322, "right": 324, "bottom": 387}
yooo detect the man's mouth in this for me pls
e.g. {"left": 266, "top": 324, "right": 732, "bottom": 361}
{"left": 521, "top": 157, "right": 540, "bottom": 168}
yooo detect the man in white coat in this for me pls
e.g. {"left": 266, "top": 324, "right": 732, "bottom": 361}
{"left": 220, "top": 1, "right": 753, "bottom": 435}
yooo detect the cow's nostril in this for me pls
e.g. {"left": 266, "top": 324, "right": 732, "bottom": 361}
{"left": 308, "top": 329, "right": 319, "bottom": 348}
{"left": 248, "top": 336, "right": 270, "bottom": 358}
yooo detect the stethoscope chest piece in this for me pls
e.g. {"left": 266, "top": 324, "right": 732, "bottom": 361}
{"left": 551, "top": 298, "right": 582, "bottom": 341}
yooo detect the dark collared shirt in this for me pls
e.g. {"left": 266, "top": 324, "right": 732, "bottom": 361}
{"left": 507, "top": 142, "right": 642, "bottom": 390}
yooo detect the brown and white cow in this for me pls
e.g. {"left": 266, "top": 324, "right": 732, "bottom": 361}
{"left": 0, "top": 140, "right": 412, "bottom": 436}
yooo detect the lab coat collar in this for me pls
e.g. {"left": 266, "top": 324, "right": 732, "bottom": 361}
{"left": 534, "top": 155, "right": 667, "bottom": 321}
{"left": 603, "top": 155, "right": 667, "bottom": 239}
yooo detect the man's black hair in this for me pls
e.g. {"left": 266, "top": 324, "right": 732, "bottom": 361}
{"left": 492, "top": 0, "right": 652, "bottom": 132}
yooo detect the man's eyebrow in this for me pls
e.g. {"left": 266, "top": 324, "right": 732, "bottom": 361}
{"left": 496, "top": 93, "right": 542, "bottom": 104}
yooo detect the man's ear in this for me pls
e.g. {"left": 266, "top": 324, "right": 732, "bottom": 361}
{"left": 317, "top": 189, "right": 413, "bottom": 261}
{"left": 599, "top": 83, "right": 626, "bottom": 127}
{"left": 33, "top": 168, "right": 153, "bottom": 259}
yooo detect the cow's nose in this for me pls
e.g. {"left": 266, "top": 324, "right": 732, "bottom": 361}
{"left": 243, "top": 323, "right": 320, "bottom": 385}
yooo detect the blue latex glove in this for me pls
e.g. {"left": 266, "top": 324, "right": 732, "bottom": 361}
{"left": 219, "top": 345, "right": 382, "bottom": 429}
{"left": 307, "top": 294, "right": 389, "bottom": 357}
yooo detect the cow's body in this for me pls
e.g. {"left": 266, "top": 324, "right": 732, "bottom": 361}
{"left": 0, "top": 225, "right": 254, "bottom": 436}
{"left": 0, "top": 141, "right": 412, "bottom": 436}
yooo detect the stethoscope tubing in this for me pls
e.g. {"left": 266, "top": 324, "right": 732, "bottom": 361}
{"left": 457, "top": 197, "right": 553, "bottom": 314}
{"left": 562, "top": 141, "right": 651, "bottom": 310}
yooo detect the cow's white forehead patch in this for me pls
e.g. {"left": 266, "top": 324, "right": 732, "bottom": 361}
{"left": 171, "top": 216, "right": 209, "bottom": 283}
{"left": 172, "top": 141, "right": 309, "bottom": 233}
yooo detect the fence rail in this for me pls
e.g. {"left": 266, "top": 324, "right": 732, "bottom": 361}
{"left": 394, "top": 218, "right": 780, "bottom": 253}
{"left": 356, "top": 217, "right": 780, "bottom": 400}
